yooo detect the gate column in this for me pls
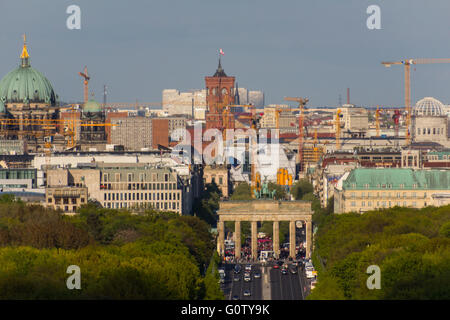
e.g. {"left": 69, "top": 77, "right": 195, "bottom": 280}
{"left": 273, "top": 221, "right": 280, "bottom": 259}
{"left": 251, "top": 221, "right": 258, "bottom": 260}
{"left": 217, "top": 220, "right": 224, "bottom": 256}
{"left": 306, "top": 219, "right": 312, "bottom": 259}
{"left": 289, "top": 220, "right": 296, "bottom": 258}
{"left": 235, "top": 220, "right": 241, "bottom": 259}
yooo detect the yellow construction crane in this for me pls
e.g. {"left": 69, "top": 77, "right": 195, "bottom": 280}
{"left": 284, "top": 97, "right": 309, "bottom": 174}
{"left": 313, "top": 129, "right": 320, "bottom": 162}
{"left": 381, "top": 58, "right": 450, "bottom": 145}
{"left": 0, "top": 116, "right": 116, "bottom": 149}
{"left": 248, "top": 104, "right": 260, "bottom": 198}
{"left": 274, "top": 105, "right": 297, "bottom": 130}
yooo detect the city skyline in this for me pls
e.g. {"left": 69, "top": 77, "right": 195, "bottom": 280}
{"left": 1, "top": 0, "right": 450, "bottom": 107}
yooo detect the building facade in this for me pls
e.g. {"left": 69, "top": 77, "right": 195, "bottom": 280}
{"left": 45, "top": 163, "right": 192, "bottom": 215}
{"left": 203, "top": 165, "right": 230, "bottom": 198}
{"left": 110, "top": 116, "right": 153, "bottom": 151}
{"left": 334, "top": 168, "right": 450, "bottom": 213}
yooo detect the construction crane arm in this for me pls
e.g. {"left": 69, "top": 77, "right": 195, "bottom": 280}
{"left": 382, "top": 58, "right": 450, "bottom": 67}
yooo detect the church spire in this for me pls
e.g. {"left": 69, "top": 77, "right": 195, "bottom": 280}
{"left": 213, "top": 57, "right": 227, "bottom": 77}
{"left": 235, "top": 82, "right": 240, "bottom": 105}
{"left": 20, "top": 34, "right": 30, "bottom": 67}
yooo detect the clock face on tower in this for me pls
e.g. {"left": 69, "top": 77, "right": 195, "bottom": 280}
{"left": 221, "top": 88, "right": 227, "bottom": 95}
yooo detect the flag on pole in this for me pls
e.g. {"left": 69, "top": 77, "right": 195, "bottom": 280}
{"left": 219, "top": 48, "right": 225, "bottom": 56}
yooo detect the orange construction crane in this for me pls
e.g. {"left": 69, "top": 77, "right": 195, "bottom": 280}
{"left": 284, "top": 97, "right": 309, "bottom": 174}
{"left": 78, "top": 66, "right": 90, "bottom": 104}
{"left": 381, "top": 58, "right": 450, "bottom": 145}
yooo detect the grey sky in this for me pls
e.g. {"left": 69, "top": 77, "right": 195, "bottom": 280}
{"left": 1, "top": 0, "right": 449, "bottom": 107}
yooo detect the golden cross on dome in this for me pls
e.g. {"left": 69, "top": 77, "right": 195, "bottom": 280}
{"left": 20, "top": 34, "right": 30, "bottom": 59}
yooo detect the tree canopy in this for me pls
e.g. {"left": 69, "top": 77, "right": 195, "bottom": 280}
{"left": 230, "top": 182, "right": 252, "bottom": 200}
{"left": 308, "top": 205, "right": 450, "bottom": 300}
{"left": 0, "top": 196, "right": 223, "bottom": 300}
{"left": 290, "top": 179, "right": 314, "bottom": 200}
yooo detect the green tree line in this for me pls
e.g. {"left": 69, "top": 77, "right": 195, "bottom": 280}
{"left": 308, "top": 205, "right": 450, "bottom": 300}
{"left": 0, "top": 194, "right": 223, "bottom": 300}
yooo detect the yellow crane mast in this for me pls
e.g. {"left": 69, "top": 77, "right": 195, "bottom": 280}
{"left": 382, "top": 58, "right": 450, "bottom": 145}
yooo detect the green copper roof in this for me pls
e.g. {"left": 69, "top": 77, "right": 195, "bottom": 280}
{"left": 83, "top": 99, "right": 102, "bottom": 113}
{"left": 0, "top": 46, "right": 57, "bottom": 106}
{"left": 0, "top": 101, "right": 5, "bottom": 113}
{"left": 343, "top": 168, "right": 450, "bottom": 190}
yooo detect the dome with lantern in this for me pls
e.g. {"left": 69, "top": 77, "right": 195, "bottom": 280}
{"left": 414, "top": 97, "right": 444, "bottom": 117}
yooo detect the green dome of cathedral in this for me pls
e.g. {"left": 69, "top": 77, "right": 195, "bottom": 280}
{"left": 0, "top": 38, "right": 57, "bottom": 106}
{"left": 83, "top": 99, "right": 102, "bottom": 113}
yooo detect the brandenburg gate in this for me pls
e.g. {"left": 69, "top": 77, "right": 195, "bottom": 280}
{"left": 217, "top": 200, "right": 313, "bottom": 260}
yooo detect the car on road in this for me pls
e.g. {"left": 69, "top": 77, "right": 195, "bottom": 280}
{"left": 291, "top": 261, "right": 298, "bottom": 267}
{"left": 290, "top": 268, "right": 297, "bottom": 274}
{"left": 232, "top": 295, "right": 240, "bottom": 300}
{"left": 311, "top": 280, "right": 317, "bottom": 290}
{"left": 306, "top": 266, "right": 315, "bottom": 279}
{"left": 244, "top": 275, "right": 251, "bottom": 282}
{"left": 234, "top": 265, "right": 241, "bottom": 274}
{"left": 281, "top": 268, "right": 288, "bottom": 275}
{"left": 254, "top": 272, "right": 261, "bottom": 279}
{"left": 245, "top": 264, "right": 252, "bottom": 272}
{"left": 234, "top": 276, "right": 240, "bottom": 282}
{"left": 273, "top": 264, "right": 279, "bottom": 269}
{"left": 243, "top": 290, "right": 251, "bottom": 297}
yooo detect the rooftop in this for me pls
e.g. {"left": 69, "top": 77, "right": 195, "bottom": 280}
{"left": 343, "top": 168, "right": 450, "bottom": 190}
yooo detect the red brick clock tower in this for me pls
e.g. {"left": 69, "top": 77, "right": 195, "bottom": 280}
{"left": 205, "top": 58, "right": 235, "bottom": 130}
